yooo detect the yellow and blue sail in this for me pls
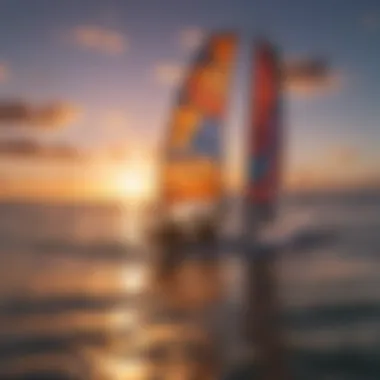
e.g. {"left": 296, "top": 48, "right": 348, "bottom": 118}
{"left": 162, "top": 32, "right": 237, "bottom": 205}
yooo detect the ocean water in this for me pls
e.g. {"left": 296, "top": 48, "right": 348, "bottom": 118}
{"left": 0, "top": 192, "right": 380, "bottom": 379}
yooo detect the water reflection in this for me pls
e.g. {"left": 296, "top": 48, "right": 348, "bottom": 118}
{"left": 1, "top": 195, "right": 380, "bottom": 378}
{"left": 85, "top": 354, "right": 147, "bottom": 380}
{"left": 120, "top": 264, "right": 149, "bottom": 294}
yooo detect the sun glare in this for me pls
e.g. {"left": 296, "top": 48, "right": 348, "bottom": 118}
{"left": 120, "top": 172, "right": 147, "bottom": 198}
{"left": 113, "top": 155, "right": 155, "bottom": 201}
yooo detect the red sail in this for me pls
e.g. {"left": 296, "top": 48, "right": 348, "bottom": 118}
{"left": 247, "top": 41, "right": 283, "bottom": 223}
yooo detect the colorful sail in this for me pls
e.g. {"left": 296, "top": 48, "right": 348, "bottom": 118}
{"left": 247, "top": 40, "right": 282, "bottom": 223}
{"left": 161, "top": 32, "right": 237, "bottom": 207}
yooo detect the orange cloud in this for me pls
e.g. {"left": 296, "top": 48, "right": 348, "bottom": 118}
{"left": 0, "top": 63, "right": 9, "bottom": 83}
{"left": 0, "top": 139, "right": 82, "bottom": 159}
{"left": 72, "top": 26, "right": 128, "bottom": 55}
{"left": 284, "top": 58, "right": 344, "bottom": 96}
{"left": 0, "top": 101, "right": 81, "bottom": 129}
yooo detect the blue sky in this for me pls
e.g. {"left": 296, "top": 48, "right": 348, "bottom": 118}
{"left": 0, "top": 0, "right": 379, "bottom": 195}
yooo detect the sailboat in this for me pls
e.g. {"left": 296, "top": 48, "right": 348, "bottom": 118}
{"left": 148, "top": 33, "right": 335, "bottom": 379}
{"left": 157, "top": 32, "right": 238, "bottom": 237}
{"left": 152, "top": 32, "right": 238, "bottom": 290}
{"left": 143, "top": 32, "right": 239, "bottom": 380}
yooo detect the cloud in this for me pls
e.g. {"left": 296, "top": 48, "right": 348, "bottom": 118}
{"left": 0, "top": 101, "right": 81, "bottom": 129}
{"left": 0, "top": 63, "right": 9, "bottom": 83}
{"left": 71, "top": 25, "right": 128, "bottom": 55}
{"left": 180, "top": 27, "right": 205, "bottom": 51}
{"left": 283, "top": 58, "right": 343, "bottom": 96}
{"left": 154, "top": 63, "right": 184, "bottom": 86}
{"left": 0, "top": 139, "right": 81, "bottom": 159}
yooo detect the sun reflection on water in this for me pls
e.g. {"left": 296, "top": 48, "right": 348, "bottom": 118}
{"left": 101, "top": 357, "right": 147, "bottom": 380}
{"left": 118, "top": 264, "right": 148, "bottom": 295}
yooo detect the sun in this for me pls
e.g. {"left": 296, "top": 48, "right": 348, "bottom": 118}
{"left": 120, "top": 172, "right": 147, "bottom": 198}
{"left": 116, "top": 169, "right": 149, "bottom": 201}
{"left": 113, "top": 156, "right": 155, "bottom": 201}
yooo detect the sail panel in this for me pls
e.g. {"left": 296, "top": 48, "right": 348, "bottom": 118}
{"left": 161, "top": 33, "right": 238, "bottom": 206}
{"left": 247, "top": 41, "right": 282, "bottom": 223}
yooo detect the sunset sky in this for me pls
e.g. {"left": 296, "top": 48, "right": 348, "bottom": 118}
{"left": 0, "top": 0, "right": 379, "bottom": 200}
